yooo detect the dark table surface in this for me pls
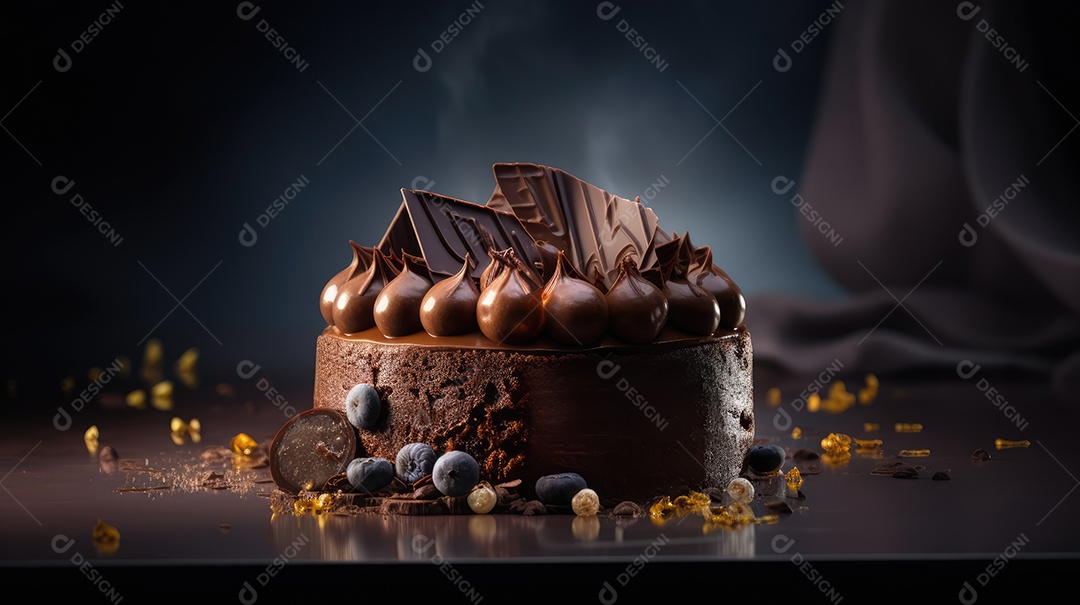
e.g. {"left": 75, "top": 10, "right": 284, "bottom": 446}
{"left": 2, "top": 359, "right": 1075, "bottom": 602}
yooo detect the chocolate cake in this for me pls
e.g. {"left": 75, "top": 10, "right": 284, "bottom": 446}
{"left": 274, "top": 163, "right": 752, "bottom": 507}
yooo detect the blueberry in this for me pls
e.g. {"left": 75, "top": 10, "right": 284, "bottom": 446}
{"left": 395, "top": 442, "right": 438, "bottom": 483}
{"left": 535, "top": 472, "right": 587, "bottom": 506}
{"left": 432, "top": 450, "right": 480, "bottom": 497}
{"left": 345, "top": 383, "right": 381, "bottom": 429}
{"left": 746, "top": 444, "right": 786, "bottom": 474}
{"left": 346, "top": 457, "right": 394, "bottom": 493}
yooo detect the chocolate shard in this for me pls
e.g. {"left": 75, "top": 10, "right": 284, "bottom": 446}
{"left": 378, "top": 189, "right": 542, "bottom": 283}
{"left": 487, "top": 163, "right": 664, "bottom": 289}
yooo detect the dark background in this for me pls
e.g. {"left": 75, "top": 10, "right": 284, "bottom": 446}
{"left": 2, "top": 1, "right": 842, "bottom": 401}
{"left": 3, "top": 1, "right": 1078, "bottom": 406}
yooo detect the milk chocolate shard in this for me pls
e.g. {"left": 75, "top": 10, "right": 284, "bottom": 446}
{"left": 486, "top": 163, "right": 667, "bottom": 289}
{"left": 378, "top": 188, "right": 541, "bottom": 283}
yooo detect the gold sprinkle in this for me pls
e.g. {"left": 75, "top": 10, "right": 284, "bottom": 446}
{"left": 995, "top": 439, "right": 1030, "bottom": 450}
{"left": 84, "top": 425, "right": 99, "bottom": 455}
{"left": 126, "top": 389, "right": 147, "bottom": 409}
{"left": 767, "top": 387, "right": 781, "bottom": 406}
{"left": 895, "top": 423, "right": 923, "bottom": 433}
{"left": 791, "top": 427, "right": 802, "bottom": 440}
{"left": 820, "top": 433, "right": 852, "bottom": 455}
{"left": 898, "top": 449, "right": 930, "bottom": 458}
{"left": 61, "top": 375, "right": 76, "bottom": 395}
{"left": 229, "top": 433, "right": 258, "bottom": 457}
{"left": 785, "top": 467, "right": 803, "bottom": 491}
{"left": 863, "top": 422, "right": 880, "bottom": 433}
{"left": 807, "top": 393, "right": 821, "bottom": 413}
{"left": 151, "top": 380, "right": 174, "bottom": 411}
{"left": 853, "top": 438, "right": 883, "bottom": 450}
{"left": 92, "top": 519, "right": 120, "bottom": 554}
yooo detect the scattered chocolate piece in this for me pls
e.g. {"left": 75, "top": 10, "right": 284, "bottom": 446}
{"left": 971, "top": 449, "right": 991, "bottom": 463}
{"left": 612, "top": 501, "right": 643, "bottom": 517}
{"left": 218, "top": 524, "right": 232, "bottom": 533}
{"left": 871, "top": 462, "right": 910, "bottom": 476}
{"left": 892, "top": 467, "right": 919, "bottom": 479}
{"left": 762, "top": 498, "right": 793, "bottom": 515}
{"left": 494, "top": 479, "right": 522, "bottom": 489}
{"left": 932, "top": 470, "right": 951, "bottom": 481}
{"left": 413, "top": 484, "right": 442, "bottom": 500}
{"left": 522, "top": 500, "right": 548, "bottom": 516}
{"left": 99, "top": 445, "right": 120, "bottom": 474}
{"left": 793, "top": 448, "right": 819, "bottom": 461}
{"left": 381, "top": 498, "right": 448, "bottom": 516}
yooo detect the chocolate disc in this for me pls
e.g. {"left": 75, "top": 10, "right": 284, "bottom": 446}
{"left": 270, "top": 409, "right": 357, "bottom": 494}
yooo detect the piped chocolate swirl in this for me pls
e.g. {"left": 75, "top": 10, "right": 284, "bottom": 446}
{"left": 318, "top": 163, "right": 745, "bottom": 345}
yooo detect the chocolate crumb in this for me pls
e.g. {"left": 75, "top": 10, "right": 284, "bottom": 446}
{"left": 971, "top": 449, "right": 991, "bottom": 463}
{"left": 793, "top": 448, "right": 819, "bottom": 461}
{"left": 892, "top": 467, "right": 919, "bottom": 479}
{"left": 932, "top": 470, "right": 951, "bottom": 481}
{"left": 218, "top": 524, "right": 232, "bottom": 533}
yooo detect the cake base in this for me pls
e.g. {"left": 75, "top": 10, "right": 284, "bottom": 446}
{"left": 312, "top": 327, "right": 753, "bottom": 505}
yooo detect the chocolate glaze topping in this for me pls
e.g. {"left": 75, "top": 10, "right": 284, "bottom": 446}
{"left": 476, "top": 249, "right": 545, "bottom": 344}
{"left": 332, "top": 247, "right": 399, "bottom": 334}
{"left": 374, "top": 252, "right": 434, "bottom": 337}
{"left": 487, "top": 163, "right": 664, "bottom": 288}
{"left": 323, "top": 163, "right": 745, "bottom": 344}
{"left": 690, "top": 244, "right": 746, "bottom": 330}
{"left": 319, "top": 241, "right": 373, "bottom": 326}
{"left": 605, "top": 257, "right": 669, "bottom": 344}
{"left": 379, "top": 189, "right": 541, "bottom": 282}
{"left": 541, "top": 251, "right": 610, "bottom": 345}
{"left": 420, "top": 253, "right": 480, "bottom": 337}
{"left": 657, "top": 234, "right": 721, "bottom": 336}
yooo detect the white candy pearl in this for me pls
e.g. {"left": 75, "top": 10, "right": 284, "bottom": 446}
{"left": 727, "top": 477, "right": 755, "bottom": 504}
{"left": 572, "top": 488, "right": 600, "bottom": 516}
{"left": 467, "top": 483, "right": 497, "bottom": 514}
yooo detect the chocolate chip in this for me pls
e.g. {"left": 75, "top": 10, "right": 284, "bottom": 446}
{"left": 971, "top": 449, "right": 991, "bottom": 463}
{"left": 892, "top": 468, "right": 919, "bottom": 479}
{"left": 932, "top": 470, "right": 951, "bottom": 481}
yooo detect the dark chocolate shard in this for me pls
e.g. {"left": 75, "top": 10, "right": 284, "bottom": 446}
{"left": 378, "top": 189, "right": 542, "bottom": 283}
{"left": 487, "top": 163, "right": 663, "bottom": 288}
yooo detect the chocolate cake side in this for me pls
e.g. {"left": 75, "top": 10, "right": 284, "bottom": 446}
{"left": 313, "top": 328, "right": 753, "bottom": 504}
